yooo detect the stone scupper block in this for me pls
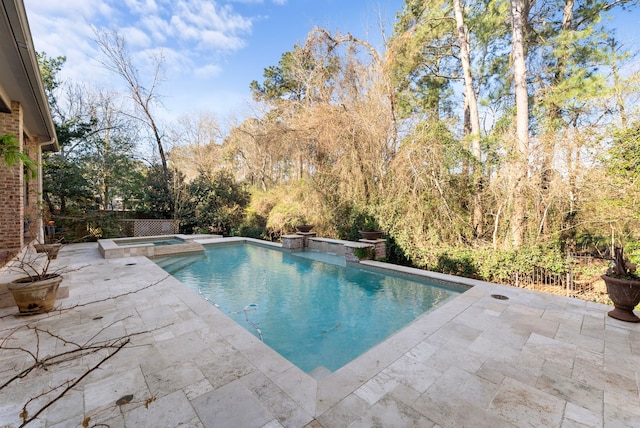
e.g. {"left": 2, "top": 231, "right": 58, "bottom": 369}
{"left": 282, "top": 235, "right": 304, "bottom": 250}
{"left": 344, "top": 241, "right": 375, "bottom": 263}
{"left": 358, "top": 239, "right": 386, "bottom": 260}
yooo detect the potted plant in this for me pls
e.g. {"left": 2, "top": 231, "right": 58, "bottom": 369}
{"left": 34, "top": 221, "right": 62, "bottom": 260}
{"left": 294, "top": 216, "right": 314, "bottom": 233}
{"left": 359, "top": 217, "right": 383, "bottom": 240}
{"left": 295, "top": 224, "right": 314, "bottom": 233}
{"left": 6, "top": 245, "right": 64, "bottom": 314}
{"left": 602, "top": 247, "right": 640, "bottom": 322}
{"left": 34, "top": 243, "right": 62, "bottom": 260}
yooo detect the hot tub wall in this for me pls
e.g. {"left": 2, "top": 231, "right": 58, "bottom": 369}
{"left": 98, "top": 239, "right": 154, "bottom": 259}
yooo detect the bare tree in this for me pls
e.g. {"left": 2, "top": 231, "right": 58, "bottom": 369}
{"left": 95, "top": 29, "right": 172, "bottom": 213}
{"left": 168, "top": 112, "right": 224, "bottom": 182}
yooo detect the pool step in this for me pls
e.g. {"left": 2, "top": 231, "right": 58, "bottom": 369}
{"left": 155, "top": 253, "right": 206, "bottom": 274}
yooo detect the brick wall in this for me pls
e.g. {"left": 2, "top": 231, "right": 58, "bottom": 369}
{"left": 0, "top": 101, "right": 25, "bottom": 261}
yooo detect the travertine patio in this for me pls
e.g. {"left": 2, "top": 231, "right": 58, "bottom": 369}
{"left": 1, "top": 241, "right": 639, "bottom": 427}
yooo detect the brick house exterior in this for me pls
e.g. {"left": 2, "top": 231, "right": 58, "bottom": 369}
{"left": 0, "top": 0, "right": 58, "bottom": 266}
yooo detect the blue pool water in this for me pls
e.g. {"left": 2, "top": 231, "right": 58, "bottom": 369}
{"left": 156, "top": 243, "right": 462, "bottom": 373}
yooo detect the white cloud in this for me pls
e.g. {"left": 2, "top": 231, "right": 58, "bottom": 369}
{"left": 227, "top": 0, "right": 287, "bottom": 4}
{"left": 140, "top": 15, "right": 172, "bottom": 44}
{"left": 121, "top": 26, "right": 151, "bottom": 48}
{"left": 24, "top": 0, "right": 111, "bottom": 19}
{"left": 199, "top": 30, "right": 246, "bottom": 51}
{"left": 169, "top": 15, "right": 201, "bottom": 40}
{"left": 23, "top": 2, "right": 101, "bottom": 72}
{"left": 172, "top": 0, "right": 253, "bottom": 48}
{"left": 194, "top": 64, "right": 222, "bottom": 78}
{"left": 123, "top": 0, "right": 159, "bottom": 15}
{"left": 122, "top": 0, "right": 254, "bottom": 53}
{"left": 23, "top": 0, "right": 261, "bottom": 117}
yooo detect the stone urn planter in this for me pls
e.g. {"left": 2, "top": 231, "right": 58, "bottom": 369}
{"left": 295, "top": 224, "right": 314, "bottom": 233}
{"left": 7, "top": 274, "right": 63, "bottom": 314}
{"left": 34, "top": 243, "right": 62, "bottom": 260}
{"left": 602, "top": 275, "right": 640, "bottom": 322}
{"left": 602, "top": 247, "right": 640, "bottom": 323}
{"left": 359, "top": 230, "right": 383, "bottom": 240}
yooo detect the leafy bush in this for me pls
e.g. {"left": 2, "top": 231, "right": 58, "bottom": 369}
{"left": 626, "top": 240, "right": 640, "bottom": 267}
{"left": 235, "top": 225, "right": 268, "bottom": 240}
{"left": 387, "top": 243, "right": 570, "bottom": 284}
{"left": 473, "top": 245, "right": 568, "bottom": 283}
{"left": 266, "top": 200, "right": 306, "bottom": 235}
{"left": 178, "top": 170, "right": 250, "bottom": 236}
{"left": 435, "top": 249, "right": 478, "bottom": 278}
{"left": 1, "top": 133, "right": 38, "bottom": 177}
{"left": 385, "top": 236, "right": 412, "bottom": 266}
{"left": 353, "top": 247, "right": 372, "bottom": 260}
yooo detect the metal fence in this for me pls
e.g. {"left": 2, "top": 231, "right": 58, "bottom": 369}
{"left": 503, "top": 254, "right": 610, "bottom": 303}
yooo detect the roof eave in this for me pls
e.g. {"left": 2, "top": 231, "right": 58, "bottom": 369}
{"left": 2, "top": 0, "right": 58, "bottom": 151}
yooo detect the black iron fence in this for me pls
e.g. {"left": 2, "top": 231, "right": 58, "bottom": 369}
{"left": 503, "top": 254, "right": 610, "bottom": 303}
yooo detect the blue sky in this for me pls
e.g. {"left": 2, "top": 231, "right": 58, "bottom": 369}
{"left": 23, "top": 0, "right": 404, "bottom": 122}
{"left": 23, "top": 0, "right": 639, "bottom": 123}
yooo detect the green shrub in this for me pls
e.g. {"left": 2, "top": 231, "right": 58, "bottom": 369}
{"left": 235, "top": 225, "right": 268, "bottom": 240}
{"left": 353, "top": 247, "right": 372, "bottom": 260}
{"left": 626, "top": 240, "right": 640, "bottom": 267}
{"left": 435, "top": 249, "right": 477, "bottom": 277}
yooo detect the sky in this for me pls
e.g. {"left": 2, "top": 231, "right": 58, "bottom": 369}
{"left": 23, "top": 0, "right": 405, "bottom": 123}
{"left": 22, "top": 0, "right": 640, "bottom": 125}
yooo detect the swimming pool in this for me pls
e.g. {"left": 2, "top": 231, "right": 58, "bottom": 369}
{"left": 156, "top": 243, "right": 463, "bottom": 374}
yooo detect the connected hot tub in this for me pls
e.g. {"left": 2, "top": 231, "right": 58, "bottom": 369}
{"left": 98, "top": 234, "right": 221, "bottom": 259}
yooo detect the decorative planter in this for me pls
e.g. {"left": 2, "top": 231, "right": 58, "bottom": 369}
{"left": 34, "top": 243, "right": 62, "bottom": 260}
{"left": 296, "top": 225, "right": 314, "bottom": 233}
{"left": 7, "top": 274, "right": 63, "bottom": 314}
{"left": 601, "top": 275, "right": 640, "bottom": 323}
{"left": 359, "top": 230, "right": 383, "bottom": 240}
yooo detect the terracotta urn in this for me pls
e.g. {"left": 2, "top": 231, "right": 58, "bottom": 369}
{"left": 8, "top": 274, "right": 63, "bottom": 314}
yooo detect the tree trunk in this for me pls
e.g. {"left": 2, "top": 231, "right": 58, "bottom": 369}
{"left": 453, "top": 0, "right": 483, "bottom": 238}
{"left": 509, "top": 0, "right": 530, "bottom": 248}
{"left": 147, "top": 113, "right": 170, "bottom": 199}
{"left": 539, "top": 0, "right": 574, "bottom": 239}
{"left": 610, "top": 39, "right": 628, "bottom": 128}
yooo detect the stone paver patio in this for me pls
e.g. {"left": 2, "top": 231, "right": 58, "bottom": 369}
{"left": 1, "top": 241, "right": 639, "bottom": 427}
